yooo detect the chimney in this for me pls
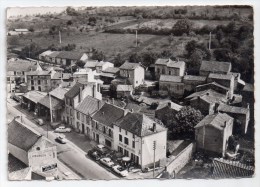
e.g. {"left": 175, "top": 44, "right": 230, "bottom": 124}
{"left": 93, "top": 84, "right": 96, "bottom": 98}
{"left": 247, "top": 103, "right": 250, "bottom": 109}
{"left": 223, "top": 121, "right": 227, "bottom": 128}
{"left": 79, "top": 86, "right": 83, "bottom": 102}
{"left": 168, "top": 102, "right": 171, "bottom": 108}
{"left": 152, "top": 123, "right": 157, "bottom": 132}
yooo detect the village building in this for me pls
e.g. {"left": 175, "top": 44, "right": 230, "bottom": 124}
{"left": 155, "top": 58, "right": 186, "bottom": 79}
{"left": 95, "top": 61, "right": 114, "bottom": 73}
{"left": 183, "top": 75, "right": 207, "bottom": 92}
{"left": 73, "top": 68, "right": 96, "bottom": 82}
{"left": 195, "top": 113, "right": 234, "bottom": 157}
{"left": 7, "top": 58, "right": 40, "bottom": 92}
{"left": 114, "top": 113, "right": 167, "bottom": 169}
{"left": 50, "top": 71, "right": 72, "bottom": 90}
{"left": 185, "top": 89, "right": 228, "bottom": 115}
{"left": 84, "top": 60, "right": 99, "bottom": 70}
{"left": 39, "top": 50, "right": 54, "bottom": 61}
{"left": 119, "top": 62, "right": 145, "bottom": 88}
{"left": 91, "top": 103, "right": 126, "bottom": 148}
{"left": 199, "top": 61, "right": 232, "bottom": 76}
{"left": 227, "top": 72, "right": 246, "bottom": 91}
{"left": 74, "top": 96, "right": 105, "bottom": 135}
{"left": 217, "top": 103, "right": 250, "bottom": 134}
{"left": 212, "top": 158, "right": 254, "bottom": 178}
{"left": 159, "top": 75, "right": 184, "bottom": 98}
{"left": 116, "top": 84, "right": 133, "bottom": 98}
{"left": 100, "top": 67, "right": 120, "bottom": 84}
{"left": 8, "top": 118, "right": 58, "bottom": 178}
{"left": 26, "top": 71, "right": 52, "bottom": 92}
{"left": 64, "top": 81, "right": 102, "bottom": 128}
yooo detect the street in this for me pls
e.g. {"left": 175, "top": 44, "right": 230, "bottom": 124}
{"left": 6, "top": 98, "right": 118, "bottom": 180}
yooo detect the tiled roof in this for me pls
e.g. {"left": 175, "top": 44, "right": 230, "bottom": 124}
{"left": 22, "top": 91, "right": 47, "bottom": 103}
{"left": 208, "top": 73, "right": 233, "bottom": 80}
{"left": 56, "top": 51, "right": 85, "bottom": 60}
{"left": 200, "top": 61, "right": 231, "bottom": 73}
{"left": 167, "top": 60, "right": 185, "bottom": 68}
{"left": 195, "top": 113, "right": 233, "bottom": 130}
{"left": 183, "top": 75, "right": 207, "bottom": 82}
{"left": 218, "top": 103, "right": 249, "bottom": 115}
{"left": 119, "top": 62, "right": 141, "bottom": 70}
{"left": 38, "top": 95, "right": 63, "bottom": 110}
{"left": 103, "top": 67, "right": 120, "bottom": 74}
{"left": 155, "top": 58, "right": 170, "bottom": 65}
{"left": 114, "top": 113, "right": 167, "bottom": 137}
{"left": 156, "top": 101, "right": 183, "bottom": 111}
{"left": 75, "top": 96, "right": 105, "bottom": 116}
{"left": 116, "top": 84, "right": 133, "bottom": 92}
{"left": 84, "top": 60, "right": 99, "bottom": 68}
{"left": 51, "top": 72, "right": 71, "bottom": 80}
{"left": 49, "top": 87, "right": 69, "bottom": 100}
{"left": 26, "top": 70, "right": 51, "bottom": 76}
{"left": 8, "top": 119, "right": 41, "bottom": 151}
{"left": 8, "top": 154, "right": 27, "bottom": 173}
{"left": 92, "top": 103, "right": 125, "bottom": 127}
{"left": 212, "top": 158, "right": 254, "bottom": 178}
{"left": 159, "top": 75, "right": 183, "bottom": 83}
{"left": 7, "top": 59, "right": 38, "bottom": 72}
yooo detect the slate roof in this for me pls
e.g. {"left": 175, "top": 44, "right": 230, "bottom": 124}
{"left": 195, "top": 113, "right": 233, "bottom": 130}
{"left": 116, "top": 85, "right": 133, "bottom": 92}
{"left": 92, "top": 103, "right": 125, "bottom": 127}
{"left": 114, "top": 113, "right": 167, "bottom": 137}
{"left": 8, "top": 119, "right": 41, "bottom": 151}
{"left": 49, "top": 87, "right": 69, "bottom": 100}
{"left": 183, "top": 75, "right": 207, "bottom": 82}
{"left": 212, "top": 158, "right": 254, "bottom": 178}
{"left": 8, "top": 154, "right": 27, "bottom": 173}
{"left": 26, "top": 70, "right": 51, "bottom": 76}
{"left": 218, "top": 103, "right": 249, "bottom": 115}
{"left": 22, "top": 91, "right": 47, "bottom": 104}
{"left": 75, "top": 96, "right": 105, "bottom": 116}
{"left": 200, "top": 61, "right": 231, "bottom": 73}
{"left": 103, "top": 67, "right": 120, "bottom": 74}
{"left": 159, "top": 75, "right": 183, "bottom": 83}
{"left": 208, "top": 73, "right": 233, "bottom": 80}
{"left": 119, "top": 62, "right": 141, "bottom": 70}
{"left": 38, "top": 95, "right": 63, "bottom": 110}
{"left": 243, "top": 83, "right": 254, "bottom": 92}
{"left": 7, "top": 59, "right": 37, "bottom": 72}
{"left": 56, "top": 51, "right": 85, "bottom": 60}
{"left": 51, "top": 72, "right": 71, "bottom": 80}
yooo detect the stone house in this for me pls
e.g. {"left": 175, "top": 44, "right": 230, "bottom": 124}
{"left": 119, "top": 62, "right": 145, "bottom": 88}
{"left": 199, "top": 61, "right": 231, "bottom": 76}
{"left": 114, "top": 113, "right": 167, "bottom": 169}
{"left": 55, "top": 51, "right": 88, "bottom": 66}
{"left": 195, "top": 113, "right": 234, "bottom": 157}
{"left": 159, "top": 75, "right": 184, "bottom": 98}
{"left": 183, "top": 75, "right": 207, "bottom": 92}
{"left": 116, "top": 84, "right": 133, "bottom": 98}
{"left": 95, "top": 61, "right": 114, "bottom": 73}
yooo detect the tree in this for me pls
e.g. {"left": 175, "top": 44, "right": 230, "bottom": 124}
{"left": 28, "top": 26, "right": 34, "bottom": 32}
{"left": 76, "top": 60, "right": 86, "bottom": 68}
{"left": 19, "top": 43, "right": 43, "bottom": 59}
{"left": 66, "top": 7, "right": 79, "bottom": 16}
{"left": 213, "top": 48, "right": 232, "bottom": 61}
{"left": 185, "top": 40, "right": 198, "bottom": 57}
{"left": 67, "top": 20, "right": 73, "bottom": 26}
{"left": 92, "top": 48, "right": 106, "bottom": 61}
{"left": 113, "top": 53, "right": 124, "bottom": 67}
{"left": 8, "top": 36, "right": 19, "bottom": 45}
{"left": 216, "top": 29, "right": 224, "bottom": 42}
{"left": 172, "top": 19, "right": 193, "bottom": 36}
{"left": 175, "top": 106, "right": 204, "bottom": 139}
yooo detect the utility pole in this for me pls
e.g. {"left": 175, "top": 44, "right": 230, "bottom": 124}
{"left": 59, "top": 30, "right": 62, "bottom": 44}
{"left": 136, "top": 30, "right": 138, "bottom": 47}
{"left": 153, "top": 140, "right": 156, "bottom": 178}
{"left": 209, "top": 32, "right": 212, "bottom": 50}
{"left": 48, "top": 93, "right": 53, "bottom": 138}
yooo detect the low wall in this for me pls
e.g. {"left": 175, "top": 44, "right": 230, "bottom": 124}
{"left": 166, "top": 142, "right": 196, "bottom": 175}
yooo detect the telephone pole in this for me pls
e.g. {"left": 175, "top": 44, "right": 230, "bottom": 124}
{"left": 209, "top": 32, "right": 212, "bottom": 50}
{"left": 48, "top": 93, "right": 53, "bottom": 138}
{"left": 59, "top": 30, "right": 62, "bottom": 44}
{"left": 153, "top": 140, "right": 156, "bottom": 178}
{"left": 136, "top": 30, "right": 138, "bottom": 47}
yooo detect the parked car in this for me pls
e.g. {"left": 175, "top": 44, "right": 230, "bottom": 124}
{"left": 36, "top": 118, "right": 44, "bottom": 126}
{"left": 10, "top": 95, "right": 21, "bottom": 102}
{"left": 100, "top": 157, "right": 115, "bottom": 168}
{"left": 55, "top": 135, "right": 67, "bottom": 144}
{"left": 54, "top": 126, "right": 71, "bottom": 133}
{"left": 112, "top": 165, "right": 128, "bottom": 177}
{"left": 87, "top": 150, "right": 101, "bottom": 161}
{"left": 95, "top": 144, "right": 109, "bottom": 155}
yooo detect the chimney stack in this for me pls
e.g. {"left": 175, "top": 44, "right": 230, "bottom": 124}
{"left": 93, "top": 84, "right": 96, "bottom": 98}
{"left": 152, "top": 123, "right": 156, "bottom": 132}
{"left": 224, "top": 121, "right": 227, "bottom": 128}
{"left": 79, "top": 86, "right": 83, "bottom": 102}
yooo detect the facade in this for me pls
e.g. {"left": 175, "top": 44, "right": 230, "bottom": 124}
{"left": 100, "top": 67, "right": 120, "bottom": 84}
{"left": 64, "top": 82, "right": 102, "bottom": 128}
{"left": 119, "top": 62, "right": 145, "bottom": 88}
{"left": 155, "top": 58, "right": 185, "bottom": 79}
{"left": 114, "top": 113, "right": 167, "bottom": 169}
{"left": 26, "top": 71, "right": 52, "bottom": 92}
{"left": 74, "top": 96, "right": 105, "bottom": 136}
{"left": 183, "top": 75, "right": 207, "bottom": 92}
{"left": 50, "top": 72, "right": 72, "bottom": 90}
{"left": 159, "top": 75, "right": 184, "bottom": 98}
{"left": 84, "top": 60, "right": 99, "bottom": 70}
{"left": 73, "top": 68, "right": 96, "bottom": 83}
{"left": 199, "top": 61, "right": 231, "bottom": 76}
{"left": 116, "top": 84, "right": 133, "bottom": 98}
{"left": 8, "top": 118, "right": 58, "bottom": 178}
{"left": 96, "top": 61, "right": 114, "bottom": 73}
{"left": 217, "top": 103, "right": 250, "bottom": 134}
{"left": 195, "top": 113, "right": 234, "bottom": 157}
{"left": 91, "top": 103, "right": 126, "bottom": 148}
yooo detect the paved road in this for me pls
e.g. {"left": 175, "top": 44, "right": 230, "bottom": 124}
{"left": 7, "top": 100, "right": 118, "bottom": 180}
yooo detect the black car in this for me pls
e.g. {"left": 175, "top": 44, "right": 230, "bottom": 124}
{"left": 87, "top": 150, "right": 101, "bottom": 161}
{"left": 10, "top": 95, "right": 21, "bottom": 103}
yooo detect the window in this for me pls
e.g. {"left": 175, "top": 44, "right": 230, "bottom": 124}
{"left": 124, "top": 137, "right": 129, "bottom": 145}
{"left": 136, "top": 81, "right": 138, "bottom": 84}
{"left": 70, "top": 109, "right": 73, "bottom": 116}
{"left": 119, "top": 127, "right": 121, "bottom": 132}
{"left": 118, "top": 146, "right": 123, "bottom": 153}
{"left": 31, "top": 76, "right": 33, "bottom": 79}
{"left": 53, "top": 152, "right": 55, "bottom": 158}
{"left": 162, "top": 69, "right": 165, "bottom": 74}
{"left": 7, "top": 77, "right": 10, "bottom": 82}
{"left": 31, "top": 86, "right": 35, "bottom": 90}
{"left": 119, "top": 134, "right": 122, "bottom": 142}
{"left": 103, "top": 126, "right": 106, "bottom": 133}
{"left": 157, "top": 68, "right": 160, "bottom": 73}
{"left": 77, "top": 112, "right": 80, "bottom": 120}
{"left": 38, "top": 80, "right": 41, "bottom": 85}
{"left": 125, "top": 130, "right": 127, "bottom": 135}
{"left": 169, "top": 71, "right": 171, "bottom": 75}
{"left": 109, "top": 129, "right": 112, "bottom": 137}
{"left": 132, "top": 141, "right": 135, "bottom": 148}
{"left": 31, "top": 80, "right": 34, "bottom": 84}
{"left": 14, "top": 71, "right": 16, "bottom": 75}
{"left": 133, "top": 134, "right": 135, "bottom": 139}
{"left": 38, "top": 86, "right": 41, "bottom": 91}
{"left": 124, "top": 149, "right": 129, "bottom": 157}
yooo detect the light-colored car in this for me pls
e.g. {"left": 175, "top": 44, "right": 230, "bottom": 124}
{"left": 36, "top": 118, "right": 44, "bottom": 126}
{"left": 54, "top": 126, "right": 71, "bottom": 133}
{"left": 112, "top": 165, "right": 128, "bottom": 177}
{"left": 100, "top": 157, "right": 115, "bottom": 168}
{"left": 55, "top": 135, "right": 67, "bottom": 144}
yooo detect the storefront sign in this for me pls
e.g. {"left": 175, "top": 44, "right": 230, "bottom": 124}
{"left": 42, "top": 163, "right": 57, "bottom": 172}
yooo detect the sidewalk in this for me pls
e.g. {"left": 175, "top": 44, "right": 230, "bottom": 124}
{"left": 57, "top": 160, "right": 81, "bottom": 180}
